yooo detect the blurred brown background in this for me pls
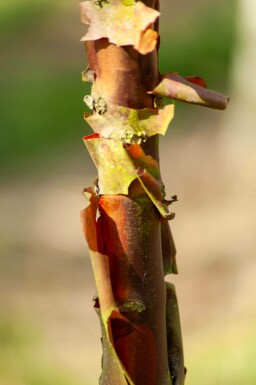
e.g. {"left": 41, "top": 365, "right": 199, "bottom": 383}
{"left": 1, "top": 0, "right": 256, "bottom": 384}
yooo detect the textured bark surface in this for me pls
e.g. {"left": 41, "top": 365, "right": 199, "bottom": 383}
{"left": 99, "top": 195, "right": 169, "bottom": 385}
{"left": 80, "top": 2, "right": 228, "bottom": 384}
{"left": 77, "top": 1, "right": 230, "bottom": 384}
{"left": 86, "top": 39, "right": 159, "bottom": 108}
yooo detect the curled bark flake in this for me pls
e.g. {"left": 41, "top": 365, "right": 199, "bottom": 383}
{"left": 81, "top": 185, "right": 102, "bottom": 252}
{"left": 135, "top": 27, "right": 159, "bottom": 55}
{"left": 84, "top": 136, "right": 139, "bottom": 195}
{"left": 90, "top": 250, "right": 116, "bottom": 314}
{"left": 124, "top": 144, "right": 175, "bottom": 219}
{"left": 84, "top": 104, "right": 174, "bottom": 142}
{"left": 80, "top": 0, "right": 160, "bottom": 54}
{"left": 81, "top": 186, "right": 115, "bottom": 314}
{"left": 83, "top": 136, "right": 161, "bottom": 194}
{"left": 84, "top": 135, "right": 175, "bottom": 219}
{"left": 136, "top": 168, "right": 175, "bottom": 220}
{"left": 150, "top": 73, "right": 229, "bottom": 110}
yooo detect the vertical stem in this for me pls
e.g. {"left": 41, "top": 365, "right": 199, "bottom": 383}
{"left": 81, "top": 1, "right": 184, "bottom": 384}
{"left": 80, "top": 1, "right": 229, "bottom": 383}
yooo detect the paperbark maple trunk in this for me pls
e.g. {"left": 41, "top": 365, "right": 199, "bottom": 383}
{"left": 81, "top": 2, "right": 181, "bottom": 384}
{"left": 80, "top": 1, "right": 227, "bottom": 384}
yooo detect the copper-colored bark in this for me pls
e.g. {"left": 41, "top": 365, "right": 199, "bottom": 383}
{"left": 99, "top": 195, "right": 170, "bottom": 385}
{"left": 81, "top": 1, "right": 229, "bottom": 383}
{"left": 81, "top": 2, "right": 185, "bottom": 385}
{"left": 83, "top": 13, "right": 173, "bottom": 384}
{"left": 86, "top": 39, "right": 159, "bottom": 109}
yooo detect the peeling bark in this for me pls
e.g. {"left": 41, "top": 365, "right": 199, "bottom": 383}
{"left": 150, "top": 73, "right": 229, "bottom": 110}
{"left": 80, "top": 2, "right": 180, "bottom": 384}
{"left": 80, "top": 1, "right": 228, "bottom": 384}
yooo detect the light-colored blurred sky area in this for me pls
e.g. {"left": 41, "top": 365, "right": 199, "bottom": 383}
{"left": 1, "top": 0, "right": 256, "bottom": 384}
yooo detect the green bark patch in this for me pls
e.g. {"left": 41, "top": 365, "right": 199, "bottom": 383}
{"left": 85, "top": 104, "right": 174, "bottom": 143}
{"left": 83, "top": 137, "right": 175, "bottom": 218}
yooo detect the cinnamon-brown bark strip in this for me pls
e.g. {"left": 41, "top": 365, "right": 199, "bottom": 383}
{"left": 98, "top": 194, "right": 171, "bottom": 385}
{"left": 86, "top": 39, "right": 159, "bottom": 109}
{"left": 81, "top": 186, "right": 116, "bottom": 314}
{"left": 150, "top": 72, "right": 229, "bottom": 110}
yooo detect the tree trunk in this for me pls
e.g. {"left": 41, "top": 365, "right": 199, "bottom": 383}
{"left": 80, "top": 1, "right": 227, "bottom": 384}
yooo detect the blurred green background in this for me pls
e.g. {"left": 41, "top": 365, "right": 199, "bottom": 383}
{"left": 1, "top": 0, "right": 256, "bottom": 384}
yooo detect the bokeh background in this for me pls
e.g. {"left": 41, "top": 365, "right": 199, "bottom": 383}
{"left": 1, "top": 0, "right": 256, "bottom": 384}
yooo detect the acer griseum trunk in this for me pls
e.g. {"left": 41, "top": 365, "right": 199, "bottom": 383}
{"left": 80, "top": 1, "right": 228, "bottom": 384}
